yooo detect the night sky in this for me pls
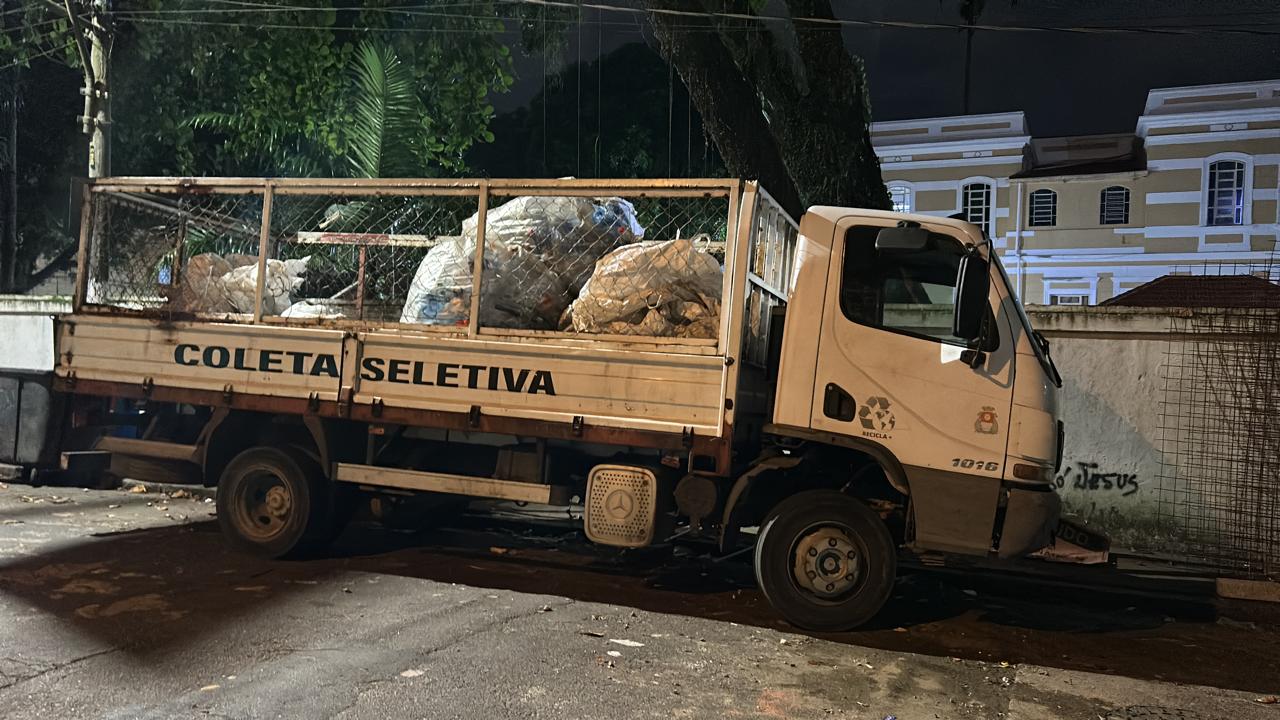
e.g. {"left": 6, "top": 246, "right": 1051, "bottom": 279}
{"left": 499, "top": 0, "right": 1280, "bottom": 139}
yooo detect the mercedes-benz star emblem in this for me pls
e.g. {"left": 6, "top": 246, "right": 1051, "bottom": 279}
{"left": 605, "top": 489, "right": 634, "bottom": 520}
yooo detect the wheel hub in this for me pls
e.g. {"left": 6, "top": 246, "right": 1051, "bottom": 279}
{"left": 792, "top": 526, "right": 860, "bottom": 599}
{"left": 236, "top": 471, "right": 293, "bottom": 541}
{"left": 264, "top": 486, "right": 292, "bottom": 518}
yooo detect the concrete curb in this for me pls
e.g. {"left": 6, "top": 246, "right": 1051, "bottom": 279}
{"left": 119, "top": 478, "right": 217, "bottom": 502}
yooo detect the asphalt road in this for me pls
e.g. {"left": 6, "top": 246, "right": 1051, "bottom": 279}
{"left": 1, "top": 482, "right": 1278, "bottom": 720}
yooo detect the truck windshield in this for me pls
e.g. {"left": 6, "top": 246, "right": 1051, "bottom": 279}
{"left": 991, "top": 253, "right": 1062, "bottom": 387}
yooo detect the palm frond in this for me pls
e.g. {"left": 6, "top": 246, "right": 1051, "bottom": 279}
{"left": 346, "top": 40, "right": 423, "bottom": 178}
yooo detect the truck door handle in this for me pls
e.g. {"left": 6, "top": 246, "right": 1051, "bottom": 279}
{"left": 823, "top": 383, "right": 856, "bottom": 422}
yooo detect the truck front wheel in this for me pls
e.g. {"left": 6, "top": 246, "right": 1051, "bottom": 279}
{"left": 754, "top": 490, "right": 896, "bottom": 632}
{"left": 217, "top": 447, "right": 331, "bottom": 558}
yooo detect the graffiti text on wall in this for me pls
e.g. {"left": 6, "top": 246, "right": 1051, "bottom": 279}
{"left": 1054, "top": 461, "right": 1141, "bottom": 497}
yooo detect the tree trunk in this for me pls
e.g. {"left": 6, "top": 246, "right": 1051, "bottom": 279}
{"left": 645, "top": 4, "right": 805, "bottom": 218}
{"left": 1, "top": 65, "right": 17, "bottom": 294}
{"left": 643, "top": 0, "right": 886, "bottom": 216}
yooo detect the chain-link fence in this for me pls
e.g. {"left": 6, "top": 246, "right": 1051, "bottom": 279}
{"left": 84, "top": 189, "right": 264, "bottom": 313}
{"left": 78, "top": 179, "right": 742, "bottom": 343}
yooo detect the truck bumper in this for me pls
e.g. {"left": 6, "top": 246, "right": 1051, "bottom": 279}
{"left": 997, "top": 485, "right": 1061, "bottom": 559}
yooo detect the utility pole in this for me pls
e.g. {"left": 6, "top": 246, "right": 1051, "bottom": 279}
{"left": 63, "top": 0, "right": 110, "bottom": 178}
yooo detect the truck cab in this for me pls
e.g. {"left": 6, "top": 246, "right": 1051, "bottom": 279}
{"left": 735, "top": 208, "right": 1065, "bottom": 630}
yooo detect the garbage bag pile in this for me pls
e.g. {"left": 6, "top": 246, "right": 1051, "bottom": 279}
{"left": 172, "top": 252, "right": 311, "bottom": 316}
{"left": 400, "top": 195, "right": 722, "bottom": 337}
{"left": 567, "top": 238, "right": 722, "bottom": 339}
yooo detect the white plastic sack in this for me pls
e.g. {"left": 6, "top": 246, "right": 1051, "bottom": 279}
{"left": 398, "top": 236, "right": 566, "bottom": 328}
{"left": 221, "top": 257, "right": 311, "bottom": 315}
{"left": 462, "top": 195, "right": 646, "bottom": 294}
{"left": 568, "top": 238, "right": 722, "bottom": 338}
{"left": 281, "top": 299, "right": 348, "bottom": 319}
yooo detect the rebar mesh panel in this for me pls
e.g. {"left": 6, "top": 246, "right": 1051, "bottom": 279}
{"left": 85, "top": 191, "right": 263, "bottom": 313}
{"left": 1155, "top": 258, "right": 1280, "bottom": 579}
{"left": 266, "top": 193, "right": 478, "bottom": 324}
{"left": 476, "top": 192, "right": 731, "bottom": 336}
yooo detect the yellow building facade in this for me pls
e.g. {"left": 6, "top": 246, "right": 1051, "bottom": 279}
{"left": 872, "top": 79, "right": 1280, "bottom": 305}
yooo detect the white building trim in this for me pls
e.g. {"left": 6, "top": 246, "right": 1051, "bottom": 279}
{"left": 1136, "top": 106, "right": 1280, "bottom": 137}
{"left": 1145, "top": 191, "right": 1201, "bottom": 205}
{"left": 877, "top": 155, "right": 1025, "bottom": 171}
{"left": 1114, "top": 223, "right": 1278, "bottom": 239}
{"left": 1143, "top": 128, "right": 1280, "bottom": 146}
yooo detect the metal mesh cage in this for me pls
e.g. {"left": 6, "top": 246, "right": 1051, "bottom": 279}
{"left": 85, "top": 191, "right": 264, "bottom": 313}
{"left": 75, "top": 179, "right": 744, "bottom": 345}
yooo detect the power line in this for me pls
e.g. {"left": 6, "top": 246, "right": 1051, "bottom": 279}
{"left": 0, "top": 38, "right": 74, "bottom": 70}
{"left": 511, "top": 0, "right": 1280, "bottom": 36}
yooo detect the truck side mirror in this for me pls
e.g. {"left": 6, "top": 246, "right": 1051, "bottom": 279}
{"left": 953, "top": 251, "right": 990, "bottom": 342}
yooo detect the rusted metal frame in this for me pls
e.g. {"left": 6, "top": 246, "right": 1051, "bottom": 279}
{"left": 73, "top": 183, "right": 94, "bottom": 312}
{"left": 89, "top": 180, "right": 268, "bottom": 195}
{"left": 252, "top": 183, "right": 276, "bottom": 323}
{"left": 716, "top": 181, "right": 745, "bottom": 352}
{"left": 54, "top": 377, "right": 729, "bottom": 463}
{"left": 487, "top": 187, "right": 730, "bottom": 199}
{"left": 271, "top": 185, "right": 481, "bottom": 197}
{"left": 258, "top": 314, "right": 469, "bottom": 335}
{"left": 290, "top": 232, "right": 446, "bottom": 248}
{"left": 487, "top": 178, "right": 737, "bottom": 191}
{"left": 88, "top": 176, "right": 737, "bottom": 192}
{"left": 171, "top": 216, "right": 188, "bottom": 295}
{"left": 69, "top": 304, "right": 255, "bottom": 325}
{"left": 104, "top": 191, "right": 253, "bottom": 236}
{"left": 468, "top": 181, "right": 489, "bottom": 339}
{"left": 714, "top": 182, "right": 758, "bottom": 441}
{"left": 355, "top": 245, "right": 368, "bottom": 320}
{"left": 478, "top": 326, "right": 720, "bottom": 350}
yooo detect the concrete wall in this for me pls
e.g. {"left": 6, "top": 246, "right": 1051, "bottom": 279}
{"left": 0, "top": 296, "right": 66, "bottom": 373}
{"left": 1029, "top": 306, "right": 1248, "bottom": 545}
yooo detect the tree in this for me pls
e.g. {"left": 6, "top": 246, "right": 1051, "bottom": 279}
{"left": 0, "top": 0, "right": 79, "bottom": 293}
{"left": 471, "top": 43, "right": 723, "bottom": 180}
{"left": 641, "top": 0, "right": 887, "bottom": 218}
{"left": 111, "top": 0, "right": 515, "bottom": 177}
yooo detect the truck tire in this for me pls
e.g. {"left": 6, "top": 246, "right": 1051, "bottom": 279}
{"left": 216, "top": 446, "right": 332, "bottom": 558}
{"left": 754, "top": 490, "right": 896, "bottom": 632}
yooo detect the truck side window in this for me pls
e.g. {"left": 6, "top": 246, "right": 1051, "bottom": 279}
{"left": 840, "top": 225, "right": 994, "bottom": 348}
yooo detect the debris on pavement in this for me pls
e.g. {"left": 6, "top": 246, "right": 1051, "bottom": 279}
{"left": 606, "top": 650, "right": 622, "bottom": 658}
{"left": 400, "top": 669, "right": 424, "bottom": 678}
{"left": 609, "top": 639, "right": 644, "bottom": 648}
{"left": 1257, "top": 695, "right": 1279, "bottom": 704}
{"left": 128, "top": 485, "right": 147, "bottom": 494}
{"left": 578, "top": 630, "right": 605, "bottom": 638}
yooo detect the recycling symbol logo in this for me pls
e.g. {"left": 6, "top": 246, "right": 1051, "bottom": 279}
{"left": 858, "top": 396, "right": 896, "bottom": 432}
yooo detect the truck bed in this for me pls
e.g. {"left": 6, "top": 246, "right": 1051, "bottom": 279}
{"left": 56, "top": 178, "right": 798, "bottom": 465}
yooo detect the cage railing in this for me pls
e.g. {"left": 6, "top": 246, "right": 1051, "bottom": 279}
{"left": 75, "top": 178, "right": 746, "bottom": 350}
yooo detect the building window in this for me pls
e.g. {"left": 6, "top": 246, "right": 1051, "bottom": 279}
{"left": 1099, "top": 186, "right": 1130, "bottom": 225}
{"left": 888, "top": 184, "right": 913, "bottom": 214}
{"left": 1048, "top": 293, "right": 1087, "bottom": 306}
{"left": 961, "top": 182, "right": 993, "bottom": 235}
{"left": 1206, "top": 160, "right": 1246, "bottom": 226}
{"left": 1028, "top": 189, "right": 1057, "bottom": 227}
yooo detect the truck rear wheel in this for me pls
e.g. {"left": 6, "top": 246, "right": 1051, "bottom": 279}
{"left": 754, "top": 490, "right": 896, "bottom": 632}
{"left": 217, "top": 446, "right": 331, "bottom": 558}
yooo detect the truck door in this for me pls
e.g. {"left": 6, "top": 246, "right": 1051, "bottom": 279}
{"left": 810, "top": 215, "right": 1015, "bottom": 555}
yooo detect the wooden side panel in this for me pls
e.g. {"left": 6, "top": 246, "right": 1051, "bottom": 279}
{"left": 354, "top": 331, "right": 727, "bottom": 434}
{"left": 57, "top": 316, "right": 346, "bottom": 401}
